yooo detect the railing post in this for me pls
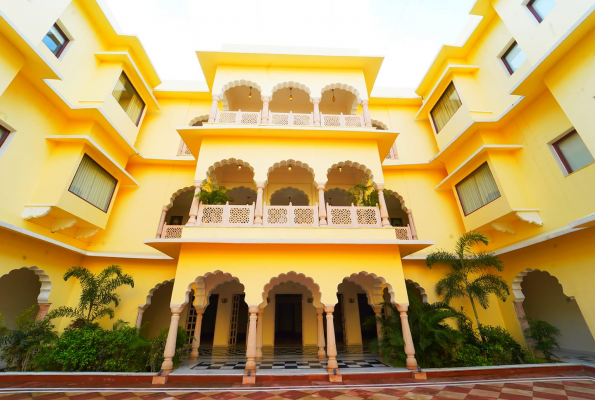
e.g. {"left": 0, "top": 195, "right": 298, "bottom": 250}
{"left": 288, "top": 202, "right": 294, "bottom": 226}
{"left": 208, "top": 94, "right": 220, "bottom": 123}
{"left": 406, "top": 209, "right": 418, "bottom": 239}
{"left": 263, "top": 202, "right": 268, "bottom": 226}
{"left": 156, "top": 205, "right": 168, "bottom": 238}
{"left": 350, "top": 204, "right": 357, "bottom": 227}
{"left": 236, "top": 109, "right": 242, "bottom": 124}
{"left": 161, "top": 223, "right": 168, "bottom": 238}
{"left": 376, "top": 184, "right": 391, "bottom": 227}
{"left": 313, "top": 98, "right": 321, "bottom": 126}
{"left": 361, "top": 99, "right": 372, "bottom": 127}
{"left": 261, "top": 96, "right": 270, "bottom": 124}
{"left": 254, "top": 182, "right": 265, "bottom": 225}
{"left": 340, "top": 112, "right": 345, "bottom": 127}
{"left": 187, "top": 181, "right": 202, "bottom": 226}
{"left": 326, "top": 203, "right": 332, "bottom": 226}
{"left": 317, "top": 184, "right": 327, "bottom": 225}
{"left": 223, "top": 201, "right": 231, "bottom": 226}
{"left": 288, "top": 111, "right": 294, "bottom": 126}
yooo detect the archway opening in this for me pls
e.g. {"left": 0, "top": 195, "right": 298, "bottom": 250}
{"left": 206, "top": 160, "right": 257, "bottom": 207}
{"left": 270, "top": 187, "right": 309, "bottom": 206}
{"left": 325, "top": 162, "right": 372, "bottom": 206}
{"left": 165, "top": 190, "right": 193, "bottom": 227}
{"left": 270, "top": 86, "right": 312, "bottom": 114}
{"left": 324, "top": 188, "right": 354, "bottom": 207}
{"left": 267, "top": 281, "right": 315, "bottom": 347}
{"left": 227, "top": 186, "right": 257, "bottom": 206}
{"left": 141, "top": 281, "right": 175, "bottom": 339}
{"left": 336, "top": 280, "right": 376, "bottom": 348}
{"left": 267, "top": 162, "right": 315, "bottom": 206}
{"left": 386, "top": 194, "right": 409, "bottom": 227}
{"left": 223, "top": 85, "right": 263, "bottom": 112}
{"left": 320, "top": 87, "right": 358, "bottom": 115}
{"left": 0, "top": 268, "right": 41, "bottom": 327}
{"left": 521, "top": 271, "right": 595, "bottom": 355}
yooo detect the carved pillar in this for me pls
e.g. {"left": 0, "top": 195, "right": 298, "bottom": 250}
{"left": 261, "top": 96, "right": 270, "bottom": 124}
{"left": 256, "top": 310, "right": 264, "bottom": 360}
{"left": 135, "top": 306, "right": 145, "bottom": 328}
{"left": 189, "top": 308, "right": 204, "bottom": 360}
{"left": 208, "top": 94, "right": 220, "bottom": 123}
{"left": 373, "top": 306, "right": 383, "bottom": 352}
{"left": 376, "top": 184, "right": 391, "bottom": 227}
{"left": 156, "top": 206, "right": 169, "bottom": 238}
{"left": 254, "top": 182, "right": 265, "bottom": 225}
{"left": 317, "top": 184, "right": 327, "bottom": 225}
{"left": 160, "top": 305, "right": 185, "bottom": 374}
{"left": 36, "top": 303, "right": 52, "bottom": 321}
{"left": 406, "top": 209, "right": 418, "bottom": 239}
{"left": 361, "top": 99, "right": 372, "bottom": 127}
{"left": 313, "top": 97, "right": 321, "bottom": 126}
{"left": 324, "top": 305, "right": 339, "bottom": 373}
{"left": 245, "top": 306, "right": 259, "bottom": 374}
{"left": 317, "top": 308, "right": 326, "bottom": 359}
{"left": 396, "top": 304, "right": 418, "bottom": 370}
{"left": 187, "top": 181, "right": 202, "bottom": 226}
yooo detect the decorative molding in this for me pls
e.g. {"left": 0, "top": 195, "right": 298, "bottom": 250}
{"left": 1, "top": 267, "right": 52, "bottom": 303}
{"left": 51, "top": 218, "right": 77, "bottom": 233}
{"left": 370, "top": 119, "right": 388, "bottom": 130}
{"left": 491, "top": 222, "right": 516, "bottom": 235}
{"left": 262, "top": 271, "right": 323, "bottom": 308}
{"left": 75, "top": 227, "right": 99, "bottom": 239}
{"left": 141, "top": 279, "right": 175, "bottom": 310}
{"left": 406, "top": 279, "right": 428, "bottom": 304}
{"left": 220, "top": 80, "right": 262, "bottom": 110}
{"left": 516, "top": 211, "right": 543, "bottom": 226}
{"left": 271, "top": 81, "right": 313, "bottom": 102}
{"left": 22, "top": 206, "right": 52, "bottom": 220}
{"left": 207, "top": 158, "right": 255, "bottom": 185}
{"left": 321, "top": 83, "right": 361, "bottom": 114}
{"left": 327, "top": 160, "right": 373, "bottom": 185}
{"left": 189, "top": 115, "right": 209, "bottom": 126}
{"left": 267, "top": 159, "right": 315, "bottom": 185}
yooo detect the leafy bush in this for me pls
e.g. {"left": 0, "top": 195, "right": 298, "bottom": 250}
{"left": 145, "top": 325, "right": 187, "bottom": 372}
{"left": 197, "top": 183, "right": 234, "bottom": 205}
{"left": 524, "top": 317, "right": 561, "bottom": 363}
{"left": 0, "top": 306, "right": 58, "bottom": 371}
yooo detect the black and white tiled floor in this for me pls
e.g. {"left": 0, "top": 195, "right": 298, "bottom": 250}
{"left": 196, "top": 345, "right": 370, "bottom": 357}
{"left": 191, "top": 359, "right": 389, "bottom": 370}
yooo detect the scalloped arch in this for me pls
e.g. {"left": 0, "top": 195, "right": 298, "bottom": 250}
{"left": 141, "top": 279, "right": 174, "bottom": 310}
{"left": 206, "top": 158, "right": 256, "bottom": 185}
{"left": 371, "top": 119, "right": 388, "bottom": 130}
{"left": 321, "top": 83, "right": 361, "bottom": 114}
{"left": 342, "top": 271, "right": 396, "bottom": 305}
{"left": 406, "top": 279, "right": 428, "bottom": 303}
{"left": 189, "top": 115, "right": 209, "bottom": 126}
{"left": 165, "top": 186, "right": 195, "bottom": 211}
{"left": 266, "top": 160, "right": 316, "bottom": 185}
{"left": 512, "top": 268, "right": 571, "bottom": 301}
{"left": 270, "top": 82, "right": 313, "bottom": 102}
{"left": 385, "top": 189, "right": 408, "bottom": 211}
{"left": 182, "top": 271, "right": 243, "bottom": 309}
{"left": 220, "top": 80, "right": 263, "bottom": 110}
{"left": 270, "top": 186, "right": 309, "bottom": 205}
{"left": 0, "top": 267, "right": 51, "bottom": 303}
{"left": 261, "top": 272, "right": 323, "bottom": 308}
{"left": 327, "top": 161, "right": 373, "bottom": 185}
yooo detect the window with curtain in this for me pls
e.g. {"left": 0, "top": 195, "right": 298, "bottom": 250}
{"left": 112, "top": 72, "right": 145, "bottom": 125}
{"left": 0, "top": 125, "right": 9, "bottom": 149}
{"left": 528, "top": 0, "right": 556, "bottom": 22}
{"left": 430, "top": 82, "right": 462, "bottom": 133}
{"left": 42, "top": 23, "right": 69, "bottom": 57}
{"left": 455, "top": 162, "right": 501, "bottom": 215}
{"left": 69, "top": 155, "right": 118, "bottom": 212}
{"left": 502, "top": 42, "right": 527, "bottom": 74}
{"left": 553, "top": 130, "right": 595, "bottom": 174}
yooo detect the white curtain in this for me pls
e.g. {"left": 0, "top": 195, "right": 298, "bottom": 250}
{"left": 456, "top": 163, "right": 500, "bottom": 215}
{"left": 112, "top": 73, "right": 145, "bottom": 124}
{"left": 112, "top": 74, "right": 127, "bottom": 102}
{"left": 431, "top": 82, "right": 462, "bottom": 132}
{"left": 69, "top": 155, "right": 117, "bottom": 212}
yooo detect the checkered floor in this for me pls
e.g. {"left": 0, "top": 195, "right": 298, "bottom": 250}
{"left": 196, "top": 345, "right": 370, "bottom": 357}
{"left": 191, "top": 359, "right": 388, "bottom": 370}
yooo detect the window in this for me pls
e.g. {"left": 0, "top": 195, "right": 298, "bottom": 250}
{"left": 42, "top": 23, "right": 69, "bottom": 58}
{"left": 455, "top": 163, "right": 501, "bottom": 215}
{"left": 552, "top": 130, "right": 595, "bottom": 174}
{"left": 69, "top": 155, "right": 117, "bottom": 212}
{"left": 0, "top": 125, "right": 9, "bottom": 149}
{"left": 528, "top": 0, "right": 556, "bottom": 22}
{"left": 430, "top": 82, "right": 462, "bottom": 133}
{"left": 112, "top": 72, "right": 145, "bottom": 125}
{"left": 501, "top": 42, "right": 527, "bottom": 74}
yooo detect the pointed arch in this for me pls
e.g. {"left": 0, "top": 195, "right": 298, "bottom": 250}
{"left": 271, "top": 81, "right": 313, "bottom": 102}
{"left": 206, "top": 158, "right": 256, "bottom": 185}
{"left": 220, "top": 80, "right": 263, "bottom": 110}
{"left": 321, "top": 83, "right": 361, "bottom": 114}
{"left": 0, "top": 267, "right": 51, "bottom": 303}
{"left": 266, "top": 159, "right": 316, "bottom": 185}
{"left": 327, "top": 160, "right": 373, "bottom": 184}
{"left": 261, "top": 271, "right": 323, "bottom": 308}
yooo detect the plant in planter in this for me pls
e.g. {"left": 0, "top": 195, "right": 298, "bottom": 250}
{"left": 196, "top": 182, "right": 235, "bottom": 205}
{"left": 524, "top": 317, "right": 561, "bottom": 363}
{"left": 346, "top": 183, "right": 389, "bottom": 207}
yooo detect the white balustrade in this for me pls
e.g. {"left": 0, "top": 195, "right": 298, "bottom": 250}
{"left": 395, "top": 225, "right": 413, "bottom": 240}
{"left": 326, "top": 204, "right": 382, "bottom": 227}
{"left": 263, "top": 203, "right": 319, "bottom": 227}
{"left": 268, "top": 111, "right": 313, "bottom": 126}
{"left": 215, "top": 109, "right": 261, "bottom": 125}
{"left": 320, "top": 113, "right": 365, "bottom": 128}
{"left": 196, "top": 202, "right": 255, "bottom": 227}
{"left": 161, "top": 224, "right": 184, "bottom": 239}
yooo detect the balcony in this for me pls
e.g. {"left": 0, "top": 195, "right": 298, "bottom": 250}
{"left": 214, "top": 110, "right": 366, "bottom": 128}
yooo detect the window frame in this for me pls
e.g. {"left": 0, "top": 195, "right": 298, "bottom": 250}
{"left": 68, "top": 154, "right": 118, "bottom": 213}
{"left": 0, "top": 124, "right": 10, "bottom": 149}
{"left": 501, "top": 41, "right": 523, "bottom": 75}
{"left": 527, "top": 0, "right": 552, "bottom": 23}
{"left": 455, "top": 162, "right": 502, "bottom": 216}
{"left": 552, "top": 130, "right": 595, "bottom": 174}
{"left": 430, "top": 82, "right": 463, "bottom": 134}
{"left": 44, "top": 23, "right": 70, "bottom": 58}
{"left": 113, "top": 72, "right": 146, "bottom": 126}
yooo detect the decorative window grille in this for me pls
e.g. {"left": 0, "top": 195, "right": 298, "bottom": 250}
{"left": 228, "top": 294, "right": 241, "bottom": 345}
{"left": 185, "top": 291, "right": 197, "bottom": 345}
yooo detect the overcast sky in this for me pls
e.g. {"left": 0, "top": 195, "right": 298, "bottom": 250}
{"left": 104, "top": 0, "right": 478, "bottom": 91}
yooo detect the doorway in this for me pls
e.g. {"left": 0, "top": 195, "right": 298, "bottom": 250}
{"left": 275, "top": 294, "right": 302, "bottom": 346}
{"left": 357, "top": 293, "right": 377, "bottom": 342}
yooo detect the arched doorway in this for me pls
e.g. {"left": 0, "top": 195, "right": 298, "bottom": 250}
{"left": 325, "top": 161, "right": 373, "bottom": 206}
{"left": 385, "top": 193, "right": 410, "bottom": 228}
{"left": 267, "top": 281, "right": 316, "bottom": 347}
{"left": 0, "top": 268, "right": 42, "bottom": 327}
{"left": 270, "top": 187, "right": 309, "bottom": 206}
{"left": 320, "top": 84, "right": 360, "bottom": 115}
{"left": 227, "top": 186, "right": 257, "bottom": 206}
{"left": 266, "top": 160, "right": 316, "bottom": 207}
{"left": 518, "top": 270, "right": 595, "bottom": 355}
{"left": 222, "top": 83, "right": 263, "bottom": 112}
{"left": 140, "top": 280, "right": 175, "bottom": 339}
{"left": 270, "top": 83, "right": 312, "bottom": 114}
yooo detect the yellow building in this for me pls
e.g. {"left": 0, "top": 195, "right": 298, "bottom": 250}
{"left": 1, "top": 0, "right": 595, "bottom": 382}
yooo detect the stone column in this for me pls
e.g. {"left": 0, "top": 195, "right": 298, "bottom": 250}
{"left": 135, "top": 306, "right": 145, "bottom": 328}
{"left": 256, "top": 310, "right": 264, "bottom": 360}
{"left": 189, "top": 308, "right": 204, "bottom": 360}
{"left": 317, "top": 184, "right": 327, "bottom": 225}
{"left": 361, "top": 99, "right": 372, "bottom": 127}
{"left": 376, "top": 184, "right": 391, "bottom": 227}
{"left": 160, "top": 305, "right": 185, "bottom": 374}
{"left": 396, "top": 304, "right": 418, "bottom": 370}
{"left": 317, "top": 308, "right": 326, "bottom": 359}
{"left": 36, "top": 303, "right": 52, "bottom": 321}
{"left": 254, "top": 181, "right": 265, "bottom": 225}
{"left": 313, "top": 97, "right": 321, "bottom": 126}
{"left": 187, "top": 181, "right": 202, "bottom": 226}
{"left": 324, "top": 305, "right": 339, "bottom": 373}
{"left": 261, "top": 96, "right": 270, "bottom": 124}
{"left": 406, "top": 209, "right": 418, "bottom": 239}
{"left": 208, "top": 94, "right": 220, "bottom": 123}
{"left": 156, "top": 206, "right": 169, "bottom": 238}
{"left": 245, "top": 306, "right": 259, "bottom": 374}
{"left": 373, "top": 306, "right": 383, "bottom": 350}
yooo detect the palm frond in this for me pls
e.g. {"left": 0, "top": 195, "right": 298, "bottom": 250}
{"left": 426, "top": 250, "right": 459, "bottom": 269}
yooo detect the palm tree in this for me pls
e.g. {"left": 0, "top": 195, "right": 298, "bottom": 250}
{"left": 197, "top": 182, "right": 235, "bottom": 205}
{"left": 426, "top": 231, "right": 509, "bottom": 330}
{"left": 48, "top": 265, "right": 134, "bottom": 326}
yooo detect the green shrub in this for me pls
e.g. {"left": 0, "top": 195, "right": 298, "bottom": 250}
{"left": 524, "top": 317, "right": 561, "bottom": 363}
{"left": 145, "top": 325, "right": 187, "bottom": 372}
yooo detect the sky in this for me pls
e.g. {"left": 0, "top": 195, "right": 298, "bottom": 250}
{"left": 104, "top": 0, "right": 479, "bottom": 91}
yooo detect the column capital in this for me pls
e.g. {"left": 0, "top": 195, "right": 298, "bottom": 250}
{"left": 406, "top": 209, "right": 412, "bottom": 215}
{"left": 312, "top": 97, "right": 321, "bottom": 105}
{"left": 170, "top": 304, "right": 185, "bottom": 315}
{"left": 360, "top": 99, "right": 369, "bottom": 106}
{"left": 162, "top": 205, "right": 170, "bottom": 212}
{"left": 324, "top": 305, "right": 335, "bottom": 313}
{"left": 376, "top": 183, "right": 385, "bottom": 191}
{"left": 256, "top": 181, "right": 266, "bottom": 190}
{"left": 194, "top": 180, "right": 203, "bottom": 188}
{"left": 316, "top": 307, "right": 324, "bottom": 315}
{"left": 396, "top": 303, "right": 409, "bottom": 313}
{"left": 261, "top": 95, "right": 271, "bottom": 102}
{"left": 248, "top": 306, "right": 260, "bottom": 314}
{"left": 212, "top": 94, "right": 220, "bottom": 102}
{"left": 195, "top": 307, "right": 205, "bottom": 315}
{"left": 317, "top": 183, "right": 326, "bottom": 191}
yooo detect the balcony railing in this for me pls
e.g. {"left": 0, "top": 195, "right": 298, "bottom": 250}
{"left": 264, "top": 203, "right": 319, "bottom": 227}
{"left": 326, "top": 204, "right": 381, "bottom": 227}
{"left": 213, "top": 110, "right": 366, "bottom": 128}
{"left": 198, "top": 202, "right": 255, "bottom": 227}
